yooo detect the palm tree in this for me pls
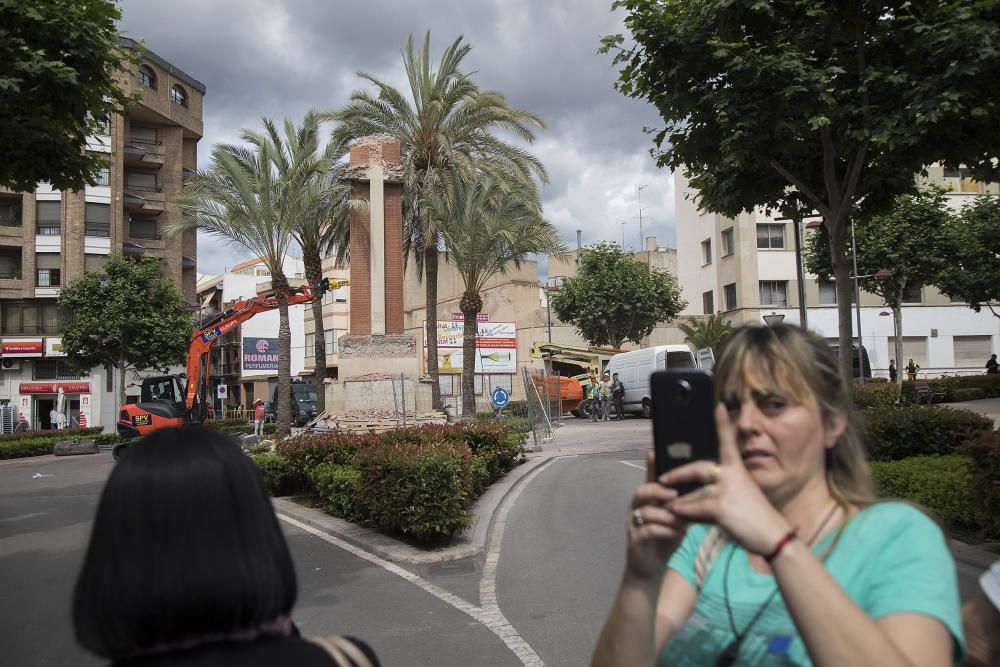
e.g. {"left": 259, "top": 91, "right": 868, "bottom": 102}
{"left": 169, "top": 118, "right": 317, "bottom": 437}
{"left": 677, "top": 314, "right": 734, "bottom": 358}
{"left": 430, "top": 173, "right": 565, "bottom": 417}
{"left": 327, "top": 32, "right": 548, "bottom": 410}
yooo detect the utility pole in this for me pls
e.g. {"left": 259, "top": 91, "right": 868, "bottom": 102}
{"left": 620, "top": 221, "right": 628, "bottom": 250}
{"left": 637, "top": 184, "right": 648, "bottom": 251}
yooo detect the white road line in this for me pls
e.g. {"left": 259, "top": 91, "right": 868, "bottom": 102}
{"left": 278, "top": 459, "right": 556, "bottom": 667}
{"left": 618, "top": 460, "right": 646, "bottom": 470}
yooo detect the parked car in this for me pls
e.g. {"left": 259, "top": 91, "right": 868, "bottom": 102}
{"left": 269, "top": 381, "right": 318, "bottom": 426}
{"left": 604, "top": 345, "right": 713, "bottom": 418}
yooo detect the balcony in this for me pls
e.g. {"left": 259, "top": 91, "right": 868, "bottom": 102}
{"left": 124, "top": 181, "right": 165, "bottom": 212}
{"left": 124, "top": 137, "right": 165, "bottom": 167}
{"left": 0, "top": 250, "right": 23, "bottom": 295}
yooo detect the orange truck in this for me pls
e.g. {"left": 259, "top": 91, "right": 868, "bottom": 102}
{"left": 529, "top": 342, "right": 627, "bottom": 418}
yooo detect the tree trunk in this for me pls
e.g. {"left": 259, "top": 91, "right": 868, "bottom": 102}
{"left": 117, "top": 351, "right": 126, "bottom": 419}
{"left": 829, "top": 224, "right": 855, "bottom": 386}
{"left": 425, "top": 245, "right": 442, "bottom": 410}
{"left": 460, "top": 290, "right": 482, "bottom": 419}
{"left": 273, "top": 272, "right": 292, "bottom": 439}
{"left": 303, "top": 249, "right": 326, "bottom": 415}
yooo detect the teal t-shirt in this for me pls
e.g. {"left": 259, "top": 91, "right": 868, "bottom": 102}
{"left": 660, "top": 502, "right": 964, "bottom": 666}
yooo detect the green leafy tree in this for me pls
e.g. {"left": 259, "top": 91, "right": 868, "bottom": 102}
{"left": 58, "top": 255, "right": 192, "bottom": 411}
{"left": 171, "top": 118, "right": 313, "bottom": 438}
{"left": 677, "top": 314, "right": 733, "bottom": 358}
{"left": 551, "top": 241, "right": 686, "bottom": 349}
{"left": 603, "top": 0, "right": 1000, "bottom": 383}
{"left": 937, "top": 195, "right": 1000, "bottom": 320}
{"left": 328, "top": 33, "right": 548, "bottom": 409}
{"left": 0, "top": 0, "right": 138, "bottom": 192}
{"left": 431, "top": 173, "right": 564, "bottom": 417}
{"left": 805, "top": 188, "right": 958, "bottom": 387}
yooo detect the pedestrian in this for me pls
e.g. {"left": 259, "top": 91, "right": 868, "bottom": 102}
{"left": 906, "top": 358, "right": 920, "bottom": 381}
{"left": 587, "top": 372, "right": 600, "bottom": 422}
{"left": 611, "top": 372, "right": 625, "bottom": 420}
{"left": 73, "top": 426, "right": 379, "bottom": 666}
{"left": 253, "top": 399, "right": 266, "bottom": 437}
{"left": 599, "top": 372, "right": 612, "bottom": 422}
{"left": 963, "top": 560, "right": 1000, "bottom": 667}
{"left": 888, "top": 359, "right": 897, "bottom": 383}
{"left": 986, "top": 354, "right": 999, "bottom": 375}
{"left": 593, "top": 324, "right": 962, "bottom": 666}
{"left": 48, "top": 407, "right": 59, "bottom": 430}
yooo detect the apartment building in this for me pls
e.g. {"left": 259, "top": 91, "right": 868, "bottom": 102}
{"left": 675, "top": 167, "right": 1000, "bottom": 377}
{"left": 0, "top": 38, "right": 203, "bottom": 431}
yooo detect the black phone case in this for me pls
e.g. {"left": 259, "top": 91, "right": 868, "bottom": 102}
{"left": 651, "top": 370, "right": 719, "bottom": 495}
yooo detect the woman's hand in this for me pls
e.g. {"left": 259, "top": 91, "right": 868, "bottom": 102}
{"left": 624, "top": 450, "right": 688, "bottom": 580}
{"left": 663, "top": 405, "right": 790, "bottom": 556}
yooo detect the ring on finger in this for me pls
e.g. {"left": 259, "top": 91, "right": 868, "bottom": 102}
{"left": 631, "top": 508, "right": 645, "bottom": 527}
{"left": 707, "top": 463, "right": 722, "bottom": 483}
{"left": 698, "top": 483, "right": 717, "bottom": 500}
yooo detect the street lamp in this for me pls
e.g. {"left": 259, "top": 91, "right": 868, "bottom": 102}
{"left": 543, "top": 279, "right": 560, "bottom": 345}
{"left": 636, "top": 184, "right": 648, "bottom": 250}
{"left": 621, "top": 220, "right": 629, "bottom": 251}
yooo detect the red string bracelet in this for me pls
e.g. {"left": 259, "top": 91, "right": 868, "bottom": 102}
{"left": 764, "top": 529, "right": 798, "bottom": 562}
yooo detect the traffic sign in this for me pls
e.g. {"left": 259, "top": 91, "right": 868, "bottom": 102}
{"left": 216, "top": 385, "right": 228, "bottom": 398}
{"left": 490, "top": 386, "right": 510, "bottom": 408}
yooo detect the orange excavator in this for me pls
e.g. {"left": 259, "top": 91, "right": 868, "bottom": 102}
{"left": 116, "top": 278, "right": 348, "bottom": 442}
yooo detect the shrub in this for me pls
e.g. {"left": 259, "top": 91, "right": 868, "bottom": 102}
{"left": 504, "top": 416, "right": 533, "bottom": 439}
{"left": 251, "top": 453, "right": 298, "bottom": 496}
{"left": 863, "top": 405, "right": 993, "bottom": 460}
{"left": 309, "top": 462, "right": 362, "bottom": 521}
{"left": 958, "top": 429, "right": 1000, "bottom": 539}
{"left": 0, "top": 438, "right": 55, "bottom": 459}
{"left": 870, "top": 456, "right": 977, "bottom": 529}
{"left": 899, "top": 375, "right": 1000, "bottom": 404}
{"left": 354, "top": 439, "right": 471, "bottom": 543}
{"left": 458, "top": 421, "right": 526, "bottom": 480}
{"left": 93, "top": 433, "right": 122, "bottom": 447}
{"left": 852, "top": 383, "right": 899, "bottom": 409}
{"left": 469, "top": 454, "right": 492, "bottom": 500}
{"left": 949, "top": 387, "right": 987, "bottom": 402}
{"left": 277, "top": 431, "right": 361, "bottom": 482}
{"left": 0, "top": 426, "right": 102, "bottom": 444}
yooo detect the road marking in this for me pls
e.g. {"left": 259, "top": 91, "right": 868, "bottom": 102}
{"left": 619, "top": 460, "right": 646, "bottom": 470}
{"left": 278, "top": 458, "right": 556, "bottom": 666}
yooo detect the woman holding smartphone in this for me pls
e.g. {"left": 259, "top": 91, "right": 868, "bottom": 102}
{"left": 592, "top": 324, "right": 962, "bottom": 666}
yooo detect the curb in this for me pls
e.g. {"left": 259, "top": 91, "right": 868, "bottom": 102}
{"left": 273, "top": 455, "right": 555, "bottom": 565}
{"left": 950, "top": 539, "right": 1000, "bottom": 571}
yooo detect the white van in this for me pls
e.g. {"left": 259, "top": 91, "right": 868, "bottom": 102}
{"left": 605, "top": 345, "right": 714, "bottom": 418}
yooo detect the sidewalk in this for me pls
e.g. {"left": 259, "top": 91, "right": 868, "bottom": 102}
{"left": 942, "top": 396, "right": 1000, "bottom": 424}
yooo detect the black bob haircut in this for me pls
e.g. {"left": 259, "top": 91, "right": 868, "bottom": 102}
{"left": 73, "top": 426, "right": 297, "bottom": 659}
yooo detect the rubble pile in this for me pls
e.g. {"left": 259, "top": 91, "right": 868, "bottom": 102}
{"left": 308, "top": 408, "right": 447, "bottom": 434}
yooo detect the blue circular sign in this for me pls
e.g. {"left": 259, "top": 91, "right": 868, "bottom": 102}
{"left": 490, "top": 386, "right": 510, "bottom": 408}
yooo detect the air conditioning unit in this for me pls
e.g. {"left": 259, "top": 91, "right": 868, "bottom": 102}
{"left": 1, "top": 359, "right": 21, "bottom": 371}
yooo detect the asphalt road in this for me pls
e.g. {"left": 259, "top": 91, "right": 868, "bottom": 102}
{"left": 0, "top": 420, "right": 990, "bottom": 666}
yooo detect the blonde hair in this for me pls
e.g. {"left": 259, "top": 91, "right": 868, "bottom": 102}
{"left": 713, "top": 324, "right": 875, "bottom": 509}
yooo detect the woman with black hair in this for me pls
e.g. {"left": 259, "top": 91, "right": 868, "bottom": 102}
{"left": 73, "top": 426, "right": 378, "bottom": 666}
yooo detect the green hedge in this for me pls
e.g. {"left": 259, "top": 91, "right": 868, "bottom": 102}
{"left": 0, "top": 438, "right": 56, "bottom": 459}
{"left": 853, "top": 382, "right": 899, "bottom": 409}
{"left": 93, "top": 433, "right": 122, "bottom": 447}
{"left": 900, "top": 374, "right": 1000, "bottom": 404}
{"left": 251, "top": 453, "right": 299, "bottom": 497}
{"left": 950, "top": 387, "right": 987, "bottom": 402}
{"left": 309, "top": 462, "right": 362, "bottom": 521}
{"left": 0, "top": 427, "right": 102, "bottom": 444}
{"left": 863, "top": 405, "right": 994, "bottom": 460}
{"left": 958, "top": 429, "right": 1000, "bottom": 539}
{"left": 871, "top": 456, "right": 977, "bottom": 529}
{"left": 203, "top": 419, "right": 277, "bottom": 436}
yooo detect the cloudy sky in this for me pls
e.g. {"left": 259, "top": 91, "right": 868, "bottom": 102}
{"left": 118, "top": 0, "right": 677, "bottom": 277}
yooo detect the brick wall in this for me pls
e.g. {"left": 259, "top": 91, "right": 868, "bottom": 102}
{"left": 384, "top": 182, "right": 404, "bottom": 334}
{"left": 349, "top": 181, "right": 371, "bottom": 335}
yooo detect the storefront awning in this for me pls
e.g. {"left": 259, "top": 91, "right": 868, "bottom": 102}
{"left": 19, "top": 381, "right": 91, "bottom": 394}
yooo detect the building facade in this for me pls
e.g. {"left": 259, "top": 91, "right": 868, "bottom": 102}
{"left": 675, "top": 167, "right": 1000, "bottom": 377}
{"left": 0, "top": 38, "right": 204, "bottom": 431}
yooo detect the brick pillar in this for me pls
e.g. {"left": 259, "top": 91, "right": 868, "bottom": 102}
{"left": 384, "top": 181, "right": 404, "bottom": 335}
{"left": 349, "top": 181, "right": 371, "bottom": 335}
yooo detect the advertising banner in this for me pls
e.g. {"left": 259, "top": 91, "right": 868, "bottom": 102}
{"left": 424, "top": 321, "right": 516, "bottom": 374}
{"left": 1, "top": 339, "right": 43, "bottom": 358}
{"left": 18, "top": 381, "right": 91, "bottom": 394}
{"left": 44, "top": 338, "right": 67, "bottom": 357}
{"left": 243, "top": 337, "right": 278, "bottom": 371}
{"left": 79, "top": 394, "right": 91, "bottom": 428}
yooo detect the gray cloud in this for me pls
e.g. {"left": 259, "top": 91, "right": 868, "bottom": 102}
{"left": 119, "top": 0, "right": 676, "bottom": 276}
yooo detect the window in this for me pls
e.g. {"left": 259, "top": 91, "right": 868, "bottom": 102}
{"left": 129, "top": 125, "right": 158, "bottom": 145}
{"left": 942, "top": 168, "right": 981, "bottom": 193}
{"left": 170, "top": 85, "right": 188, "bottom": 107}
{"left": 721, "top": 228, "right": 735, "bottom": 256}
{"left": 701, "top": 238, "right": 712, "bottom": 265}
{"left": 125, "top": 171, "right": 159, "bottom": 193}
{"left": 902, "top": 283, "right": 922, "bottom": 304}
{"left": 756, "top": 223, "right": 785, "bottom": 249}
{"left": 33, "top": 359, "right": 79, "bottom": 381}
{"left": 325, "top": 329, "right": 338, "bottom": 355}
{"left": 1, "top": 301, "right": 64, "bottom": 334}
{"left": 702, "top": 290, "right": 714, "bottom": 315}
{"left": 84, "top": 254, "right": 109, "bottom": 273}
{"left": 92, "top": 166, "right": 110, "bottom": 187}
{"left": 138, "top": 65, "right": 157, "bottom": 89}
{"left": 129, "top": 216, "right": 159, "bottom": 240}
{"left": 304, "top": 333, "right": 314, "bottom": 358}
{"left": 85, "top": 203, "right": 110, "bottom": 238}
{"left": 954, "top": 335, "right": 992, "bottom": 367}
{"left": 0, "top": 199, "right": 20, "bottom": 227}
{"left": 36, "top": 253, "right": 60, "bottom": 287}
{"left": 36, "top": 201, "right": 61, "bottom": 235}
{"left": 438, "top": 374, "right": 455, "bottom": 396}
{"left": 255, "top": 268, "right": 271, "bottom": 278}
{"left": 759, "top": 280, "right": 788, "bottom": 307}
{"left": 818, "top": 280, "right": 837, "bottom": 305}
{"left": 724, "top": 283, "right": 737, "bottom": 311}
{"left": 902, "top": 336, "right": 928, "bottom": 368}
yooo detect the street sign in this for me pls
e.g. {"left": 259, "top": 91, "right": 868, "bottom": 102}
{"left": 490, "top": 386, "right": 510, "bottom": 408}
{"left": 216, "top": 385, "right": 228, "bottom": 398}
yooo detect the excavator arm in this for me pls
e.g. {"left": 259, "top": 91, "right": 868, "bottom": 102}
{"left": 184, "top": 279, "right": 349, "bottom": 416}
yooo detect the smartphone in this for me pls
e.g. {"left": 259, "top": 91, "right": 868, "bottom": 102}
{"left": 651, "top": 370, "right": 719, "bottom": 495}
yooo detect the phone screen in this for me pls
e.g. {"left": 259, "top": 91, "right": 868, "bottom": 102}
{"left": 651, "top": 370, "right": 719, "bottom": 495}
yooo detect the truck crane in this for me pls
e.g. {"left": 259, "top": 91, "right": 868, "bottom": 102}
{"left": 116, "top": 278, "right": 349, "bottom": 441}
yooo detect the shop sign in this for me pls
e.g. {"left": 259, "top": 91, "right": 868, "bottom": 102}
{"left": 44, "top": 338, "right": 67, "bottom": 357}
{"left": 424, "top": 321, "right": 516, "bottom": 374}
{"left": 243, "top": 337, "right": 278, "bottom": 371}
{"left": 18, "top": 381, "right": 92, "bottom": 394}
{"left": 451, "top": 312, "right": 489, "bottom": 322}
{"left": 2, "top": 339, "right": 44, "bottom": 358}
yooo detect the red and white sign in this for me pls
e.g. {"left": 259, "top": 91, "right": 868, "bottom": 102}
{"left": 79, "top": 394, "right": 91, "bottom": 428}
{"left": 18, "top": 381, "right": 91, "bottom": 394}
{"left": 424, "top": 321, "right": 516, "bottom": 374}
{"left": 451, "top": 312, "right": 489, "bottom": 322}
{"left": 2, "top": 339, "right": 43, "bottom": 358}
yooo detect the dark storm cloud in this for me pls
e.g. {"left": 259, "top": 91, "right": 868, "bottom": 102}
{"left": 119, "top": 0, "right": 677, "bottom": 275}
